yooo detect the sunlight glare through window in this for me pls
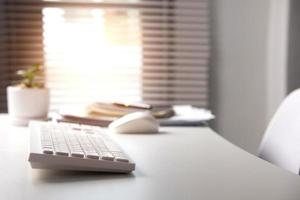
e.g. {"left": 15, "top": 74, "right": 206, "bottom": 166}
{"left": 43, "top": 7, "right": 142, "bottom": 110}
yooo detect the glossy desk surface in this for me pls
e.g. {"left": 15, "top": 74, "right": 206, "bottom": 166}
{"left": 0, "top": 116, "right": 300, "bottom": 200}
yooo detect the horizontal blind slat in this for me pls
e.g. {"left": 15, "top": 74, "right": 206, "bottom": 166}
{"left": 3, "top": 0, "right": 209, "bottom": 9}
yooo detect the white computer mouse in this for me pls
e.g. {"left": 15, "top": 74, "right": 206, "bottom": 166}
{"left": 108, "top": 112, "right": 159, "bottom": 134}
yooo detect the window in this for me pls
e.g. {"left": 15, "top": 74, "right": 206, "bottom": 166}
{"left": 0, "top": 0, "right": 210, "bottom": 111}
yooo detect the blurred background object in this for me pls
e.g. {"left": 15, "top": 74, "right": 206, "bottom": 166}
{"left": 2, "top": 0, "right": 300, "bottom": 155}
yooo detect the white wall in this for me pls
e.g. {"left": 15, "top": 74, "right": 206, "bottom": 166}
{"left": 210, "top": 0, "right": 289, "bottom": 154}
{"left": 287, "top": 0, "right": 300, "bottom": 93}
{"left": 266, "top": 0, "right": 289, "bottom": 121}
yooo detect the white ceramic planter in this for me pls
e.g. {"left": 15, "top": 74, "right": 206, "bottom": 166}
{"left": 7, "top": 86, "right": 50, "bottom": 126}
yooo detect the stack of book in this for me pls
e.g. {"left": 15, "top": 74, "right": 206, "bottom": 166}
{"left": 53, "top": 102, "right": 214, "bottom": 127}
{"left": 55, "top": 102, "right": 174, "bottom": 126}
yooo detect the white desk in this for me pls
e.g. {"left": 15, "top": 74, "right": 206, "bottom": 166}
{"left": 0, "top": 115, "right": 300, "bottom": 200}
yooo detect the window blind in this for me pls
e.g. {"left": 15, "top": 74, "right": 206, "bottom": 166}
{"left": 0, "top": 0, "right": 210, "bottom": 112}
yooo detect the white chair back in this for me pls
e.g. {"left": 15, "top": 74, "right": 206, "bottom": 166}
{"left": 259, "top": 89, "right": 300, "bottom": 174}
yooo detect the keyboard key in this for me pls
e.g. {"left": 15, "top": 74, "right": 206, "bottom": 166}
{"left": 100, "top": 152, "right": 115, "bottom": 161}
{"left": 42, "top": 148, "right": 53, "bottom": 154}
{"left": 115, "top": 157, "right": 129, "bottom": 162}
{"left": 112, "top": 152, "right": 129, "bottom": 162}
{"left": 56, "top": 150, "right": 69, "bottom": 156}
{"left": 71, "top": 151, "right": 84, "bottom": 158}
{"left": 86, "top": 153, "right": 100, "bottom": 159}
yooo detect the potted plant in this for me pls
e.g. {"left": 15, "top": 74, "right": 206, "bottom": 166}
{"left": 7, "top": 64, "right": 49, "bottom": 126}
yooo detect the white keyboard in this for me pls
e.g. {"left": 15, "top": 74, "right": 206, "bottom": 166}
{"left": 28, "top": 121, "right": 135, "bottom": 173}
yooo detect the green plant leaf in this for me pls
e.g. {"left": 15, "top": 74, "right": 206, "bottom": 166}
{"left": 15, "top": 64, "right": 45, "bottom": 88}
